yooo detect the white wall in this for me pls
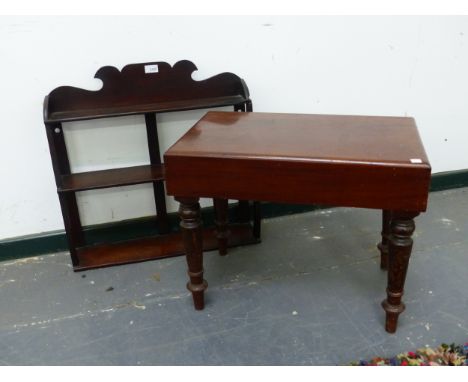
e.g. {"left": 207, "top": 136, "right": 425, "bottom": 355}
{"left": 1, "top": 16, "right": 467, "bottom": 240}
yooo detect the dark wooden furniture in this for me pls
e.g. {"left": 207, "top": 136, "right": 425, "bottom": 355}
{"left": 164, "top": 111, "right": 431, "bottom": 333}
{"left": 43, "top": 60, "right": 261, "bottom": 271}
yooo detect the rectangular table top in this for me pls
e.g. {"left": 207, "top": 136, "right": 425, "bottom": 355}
{"left": 164, "top": 112, "right": 431, "bottom": 211}
{"left": 167, "top": 112, "right": 430, "bottom": 166}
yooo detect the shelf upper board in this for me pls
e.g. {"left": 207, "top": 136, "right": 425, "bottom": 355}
{"left": 59, "top": 164, "right": 164, "bottom": 192}
{"left": 44, "top": 60, "right": 251, "bottom": 123}
{"left": 45, "top": 95, "right": 247, "bottom": 123}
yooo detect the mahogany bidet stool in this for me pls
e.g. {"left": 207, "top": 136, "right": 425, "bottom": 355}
{"left": 164, "top": 111, "right": 431, "bottom": 333}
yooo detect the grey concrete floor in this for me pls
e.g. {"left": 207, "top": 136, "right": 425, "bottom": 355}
{"left": 1, "top": 188, "right": 468, "bottom": 365}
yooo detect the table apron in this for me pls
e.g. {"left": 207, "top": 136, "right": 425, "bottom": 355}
{"left": 165, "top": 156, "right": 431, "bottom": 212}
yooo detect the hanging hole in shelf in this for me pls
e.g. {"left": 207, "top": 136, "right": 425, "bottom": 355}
{"left": 54, "top": 127, "right": 61, "bottom": 134}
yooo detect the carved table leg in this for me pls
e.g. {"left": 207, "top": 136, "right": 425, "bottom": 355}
{"left": 381, "top": 211, "right": 419, "bottom": 333}
{"left": 213, "top": 198, "right": 229, "bottom": 256}
{"left": 377, "top": 210, "right": 392, "bottom": 270}
{"left": 176, "top": 197, "right": 208, "bottom": 310}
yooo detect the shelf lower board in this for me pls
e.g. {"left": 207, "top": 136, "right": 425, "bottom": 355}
{"left": 59, "top": 164, "right": 164, "bottom": 192}
{"left": 73, "top": 223, "right": 259, "bottom": 271}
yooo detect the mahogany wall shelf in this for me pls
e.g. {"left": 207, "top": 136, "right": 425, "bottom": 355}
{"left": 43, "top": 60, "right": 261, "bottom": 271}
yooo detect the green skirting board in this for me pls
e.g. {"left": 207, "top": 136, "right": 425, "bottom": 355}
{"left": 1, "top": 169, "right": 467, "bottom": 261}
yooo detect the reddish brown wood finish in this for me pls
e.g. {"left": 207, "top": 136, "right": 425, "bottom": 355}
{"left": 177, "top": 197, "right": 207, "bottom": 309}
{"left": 59, "top": 164, "right": 164, "bottom": 192}
{"left": 165, "top": 112, "right": 431, "bottom": 211}
{"left": 74, "top": 223, "right": 257, "bottom": 271}
{"left": 44, "top": 61, "right": 261, "bottom": 270}
{"left": 378, "top": 210, "right": 392, "bottom": 270}
{"left": 45, "top": 96, "right": 248, "bottom": 123}
{"left": 45, "top": 122, "right": 84, "bottom": 266}
{"left": 213, "top": 198, "right": 229, "bottom": 255}
{"left": 44, "top": 60, "right": 250, "bottom": 123}
{"left": 144, "top": 113, "right": 170, "bottom": 233}
{"left": 164, "top": 111, "right": 432, "bottom": 333}
{"left": 382, "top": 211, "right": 419, "bottom": 333}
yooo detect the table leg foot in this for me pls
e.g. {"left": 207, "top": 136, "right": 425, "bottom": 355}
{"left": 377, "top": 210, "right": 392, "bottom": 270}
{"left": 187, "top": 277, "right": 208, "bottom": 310}
{"left": 382, "top": 294, "right": 405, "bottom": 333}
{"left": 177, "top": 197, "right": 207, "bottom": 310}
{"left": 381, "top": 211, "right": 418, "bottom": 333}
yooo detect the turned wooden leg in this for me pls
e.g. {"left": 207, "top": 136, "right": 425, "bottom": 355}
{"left": 377, "top": 210, "right": 392, "bottom": 270}
{"left": 213, "top": 198, "right": 229, "bottom": 256}
{"left": 177, "top": 197, "right": 207, "bottom": 310}
{"left": 381, "top": 211, "right": 419, "bottom": 333}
